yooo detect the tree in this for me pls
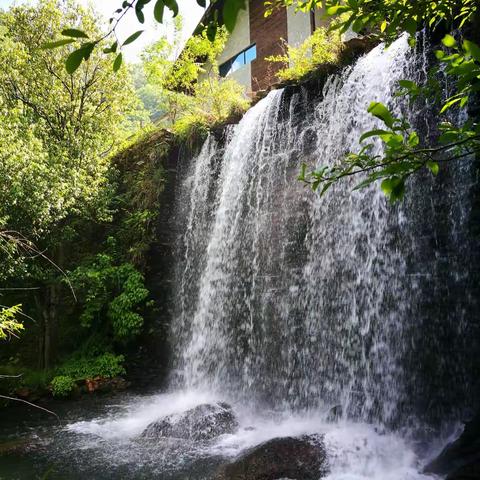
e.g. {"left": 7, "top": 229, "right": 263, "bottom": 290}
{"left": 0, "top": 0, "right": 147, "bottom": 368}
{"left": 0, "top": 305, "right": 23, "bottom": 341}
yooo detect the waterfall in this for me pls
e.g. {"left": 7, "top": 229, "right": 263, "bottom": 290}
{"left": 53, "top": 34, "right": 479, "bottom": 480}
{"left": 172, "top": 34, "right": 478, "bottom": 429}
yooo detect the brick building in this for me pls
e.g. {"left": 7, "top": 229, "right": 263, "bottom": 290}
{"left": 198, "top": 0, "right": 326, "bottom": 93}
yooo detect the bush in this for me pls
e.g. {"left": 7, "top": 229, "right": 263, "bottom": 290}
{"left": 171, "top": 77, "right": 250, "bottom": 142}
{"left": 51, "top": 375, "right": 75, "bottom": 398}
{"left": 57, "top": 352, "right": 126, "bottom": 381}
{"left": 267, "top": 26, "right": 344, "bottom": 83}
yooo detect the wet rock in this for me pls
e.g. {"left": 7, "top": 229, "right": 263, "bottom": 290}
{"left": 447, "top": 460, "right": 480, "bottom": 479}
{"left": 0, "top": 435, "right": 51, "bottom": 456}
{"left": 215, "top": 434, "right": 328, "bottom": 480}
{"left": 142, "top": 402, "right": 238, "bottom": 441}
{"left": 84, "top": 376, "right": 129, "bottom": 394}
{"left": 326, "top": 404, "right": 342, "bottom": 423}
{"left": 425, "top": 413, "right": 480, "bottom": 477}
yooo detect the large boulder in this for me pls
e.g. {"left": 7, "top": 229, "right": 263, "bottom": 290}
{"left": 425, "top": 412, "right": 480, "bottom": 477}
{"left": 141, "top": 402, "right": 238, "bottom": 441}
{"left": 215, "top": 434, "right": 328, "bottom": 480}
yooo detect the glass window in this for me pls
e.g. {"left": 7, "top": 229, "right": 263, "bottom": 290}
{"left": 219, "top": 44, "right": 257, "bottom": 78}
{"left": 244, "top": 44, "right": 257, "bottom": 64}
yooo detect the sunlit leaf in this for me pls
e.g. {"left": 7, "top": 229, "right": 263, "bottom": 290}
{"left": 442, "top": 34, "right": 457, "bottom": 48}
{"left": 426, "top": 161, "right": 439, "bottom": 176}
{"left": 463, "top": 40, "right": 480, "bottom": 62}
{"left": 367, "top": 102, "right": 395, "bottom": 128}
{"left": 359, "top": 129, "right": 391, "bottom": 142}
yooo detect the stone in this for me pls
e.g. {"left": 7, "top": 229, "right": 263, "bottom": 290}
{"left": 141, "top": 402, "right": 238, "bottom": 441}
{"left": 425, "top": 412, "right": 480, "bottom": 477}
{"left": 215, "top": 434, "right": 328, "bottom": 480}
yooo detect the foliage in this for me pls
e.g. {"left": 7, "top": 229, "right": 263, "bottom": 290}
{"left": 0, "top": 1, "right": 147, "bottom": 258}
{"left": 70, "top": 250, "right": 149, "bottom": 340}
{"left": 137, "top": 23, "right": 249, "bottom": 139}
{"left": 56, "top": 352, "right": 125, "bottom": 381}
{"left": 292, "top": 0, "right": 480, "bottom": 201}
{"left": 172, "top": 77, "right": 250, "bottom": 140}
{"left": 50, "top": 375, "right": 75, "bottom": 397}
{"left": 47, "top": 0, "right": 249, "bottom": 73}
{"left": 0, "top": 305, "right": 23, "bottom": 341}
{"left": 267, "top": 25, "right": 343, "bottom": 82}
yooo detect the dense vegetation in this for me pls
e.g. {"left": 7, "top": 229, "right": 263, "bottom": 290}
{"left": 0, "top": 0, "right": 247, "bottom": 401}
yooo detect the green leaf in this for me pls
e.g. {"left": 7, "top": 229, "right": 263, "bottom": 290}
{"left": 223, "top": 0, "right": 245, "bottom": 32}
{"left": 352, "top": 17, "right": 365, "bottom": 33}
{"left": 359, "top": 129, "right": 391, "bottom": 142}
{"left": 403, "top": 18, "right": 417, "bottom": 36}
{"left": 435, "top": 50, "right": 445, "bottom": 60}
{"left": 154, "top": 0, "right": 165, "bottom": 22}
{"left": 122, "top": 30, "right": 143, "bottom": 46}
{"left": 408, "top": 131, "right": 419, "bottom": 147}
{"left": 42, "top": 38, "right": 76, "bottom": 49}
{"left": 135, "top": 7, "right": 145, "bottom": 23}
{"left": 164, "top": 0, "right": 179, "bottom": 17}
{"left": 326, "top": 5, "right": 348, "bottom": 15}
{"left": 61, "top": 28, "right": 89, "bottom": 39}
{"left": 398, "top": 79, "right": 417, "bottom": 91}
{"left": 367, "top": 102, "right": 395, "bottom": 128}
{"left": 66, "top": 48, "right": 85, "bottom": 74}
{"left": 381, "top": 176, "right": 405, "bottom": 202}
{"left": 197, "top": 0, "right": 206, "bottom": 6}
{"left": 427, "top": 161, "right": 439, "bottom": 176}
{"left": 113, "top": 52, "right": 123, "bottom": 72}
{"left": 463, "top": 40, "right": 480, "bottom": 62}
{"left": 81, "top": 42, "right": 95, "bottom": 61}
{"left": 380, "top": 20, "right": 387, "bottom": 32}
{"left": 206, "top": 22, "right": 217, "bottom": 42}
{"left": 440, "top": 96, "right": 462, "bottom": 113}
{"left": 442, "top": 34, "right": 457, "bottom": 48}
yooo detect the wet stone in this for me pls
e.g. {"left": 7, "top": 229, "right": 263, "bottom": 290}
{"left": 141, "top": 402, "right": 238, "bottom": 442}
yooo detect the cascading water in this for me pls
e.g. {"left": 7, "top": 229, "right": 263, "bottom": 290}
{"left": 25, "top": 35, "right": 478, "bottom": 480}
{"left": 172, "top": 34, "right": 477, "bottom": 428}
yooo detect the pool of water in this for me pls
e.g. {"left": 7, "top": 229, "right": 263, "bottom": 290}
{"left": 0, "top": 390, "right": 449, "bottom": 480}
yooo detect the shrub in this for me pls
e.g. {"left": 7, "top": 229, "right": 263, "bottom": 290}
{"left": 57, "top": 353, "right": 126, "bottom": 381}
{"left": 172, "top": 77, "right": 250, "bottom": 142}
{"left": 71, "top": 252, "right": 149, "bottom": 340}
{"left": 51, "top": 375, "right": 75, "bottom": 398}
{"left": 267, "top": 26, "right": 344, "bottom": 82}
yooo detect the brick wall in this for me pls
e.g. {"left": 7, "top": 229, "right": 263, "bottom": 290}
{"left": 249, "top": 0, "right": 288, "bottom": 91}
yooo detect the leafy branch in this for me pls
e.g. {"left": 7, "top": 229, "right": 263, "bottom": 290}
{"left": 44, "top": 0, "right": 248, "bottom": 74}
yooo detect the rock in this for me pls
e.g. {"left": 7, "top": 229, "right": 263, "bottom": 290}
{"left": 425, "top": 412, "right": 480, "bottom": 477}
{"left": 326, "top": 404, "right": 342, "bottom": 423}
{"left": 142, "top": 402, "right": 238, "bottom": 441}
{"left": 215, "top": 434, "right": 328, "bottom": 480}
{"left": 447, "top": 460, "right": 480, "bottom": 479}
{"left": 84, "top": 376, "right": 129, "bottom": 394}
